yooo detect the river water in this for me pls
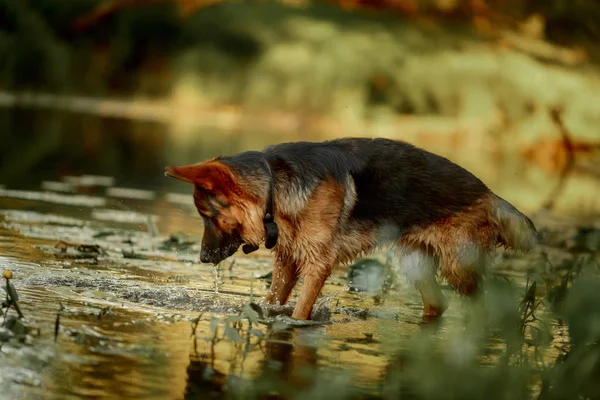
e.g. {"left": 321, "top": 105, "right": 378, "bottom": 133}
{"left": 0, "top": 107, "right": 598, "bottom": 399}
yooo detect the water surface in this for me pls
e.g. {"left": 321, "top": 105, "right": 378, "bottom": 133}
{"left": 0, "top": 107, "right": 597, "bottom": 399}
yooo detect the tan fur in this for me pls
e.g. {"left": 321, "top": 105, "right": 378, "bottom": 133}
{"left": 230, "top": 201, "right": 266, "bottom": 246}
{"left": 400, "top": 194, "right": 498, "bottom": 296}
{"left": 335, "top": 223, "right": 377, "bottom": 266}
{"left": 490, "top": 195, "right": 539, "bottom": 252}
{"left": 269, "top": 179, "right": 347, "bottom": 319}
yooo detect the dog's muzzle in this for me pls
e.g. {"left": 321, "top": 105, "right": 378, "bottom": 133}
{"left": 200, "top": 240, "right": 242, "bottom": 264}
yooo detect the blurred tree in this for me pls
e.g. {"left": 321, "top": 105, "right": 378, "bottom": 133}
{"left": 0, "top": 0, "right": 70, "bottom": 91}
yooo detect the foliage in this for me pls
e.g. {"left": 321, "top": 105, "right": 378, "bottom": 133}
{"left": 1, "top": 0, "right": 599, "bottom": 96}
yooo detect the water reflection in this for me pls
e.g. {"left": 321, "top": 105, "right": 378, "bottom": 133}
{"left": 0, "top": 106, "right": 597, "bottom": 399}
{"left": 0, "top": 192, "right": 434, "bottom": 399}
{"left": 2, "top": 107, "right": 600, "bottom": 216}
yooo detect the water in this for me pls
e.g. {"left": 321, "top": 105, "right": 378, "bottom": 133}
{"left": 0, "top": 189, "right": 430, "bottom": 399}
{"left": 0, "top": 107, "right": 598, "bottom": 399}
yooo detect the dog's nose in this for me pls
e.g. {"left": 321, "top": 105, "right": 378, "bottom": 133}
{"left": 200, "top": 250, "right": 211, "bottom": 264}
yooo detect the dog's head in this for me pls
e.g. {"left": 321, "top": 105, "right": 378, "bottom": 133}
{"left": 165, "top": 158, "right": 267, "bottom": 264}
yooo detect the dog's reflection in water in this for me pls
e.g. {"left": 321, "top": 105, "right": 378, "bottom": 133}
{"left": 184, "top": 326, "right": 319, "bottom": 399}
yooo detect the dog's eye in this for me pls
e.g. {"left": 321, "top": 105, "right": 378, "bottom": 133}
{"left": 199, "top": 207, "right": 219, "bottom": 218}
{"left": 196, "top": 208, "right": 211, "bottom": 217}
{"left": 195, "top": 201, "right": 219, "bottom": 218}
{"left": 212, "top": 197, "right": 230, "bottom": 209}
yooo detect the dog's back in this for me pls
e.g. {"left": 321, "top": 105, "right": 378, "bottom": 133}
{"left": 264, "top": 137, "right": 537, "bottom": 251}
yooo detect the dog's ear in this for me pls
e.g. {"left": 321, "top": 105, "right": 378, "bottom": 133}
{"left": 165, "top": 161, "right": 236, "bottom": 194}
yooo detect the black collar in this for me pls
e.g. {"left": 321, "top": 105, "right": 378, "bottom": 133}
{"left": 242, "top": 158, "right": 278, "bottom": 254}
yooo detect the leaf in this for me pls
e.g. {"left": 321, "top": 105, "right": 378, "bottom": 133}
{"left": 275, "top": 314, "right": 320, "bottom": 327}
{"left": 242, "top": 303, "right": 260, "bottom": 324}
{"left": 224, "top": 324, "right": 244, "bottom": 342}
{"left": 249, "top": 302, "right": 264, "bottom": 319}
{"left": 524, "top": 281, "right": 537, "bottom": 303}
{"left": 210, "top": 318, "right": 219, "bottom": 335}
{"left": 249, "top": 329, "right": 264, "bottom": 337}
{"left": 7, "top": 281, "right": 19, "bottom": 302}
{"left": 271, "top": 322, "right": 291, "bottom": 332}
{"left": 229, "top": 315, "right": 246, "bottom": 322}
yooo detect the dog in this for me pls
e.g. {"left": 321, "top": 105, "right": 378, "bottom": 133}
{"left": 165, "top": 137, "right": 539, "bottom": 321}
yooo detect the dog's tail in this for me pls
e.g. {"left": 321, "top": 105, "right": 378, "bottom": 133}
{"left": 490, "top": 195, "right": 540, "bottom": 252}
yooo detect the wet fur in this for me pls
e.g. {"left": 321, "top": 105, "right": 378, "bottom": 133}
{"left": 166, "top": 137, "right": 539, "bottom": 320}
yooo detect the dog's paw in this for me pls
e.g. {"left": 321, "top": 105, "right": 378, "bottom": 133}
{"left": 255, "top": 301, "right": 295, "bottom": 318}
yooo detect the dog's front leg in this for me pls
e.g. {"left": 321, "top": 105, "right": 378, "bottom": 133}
{"left": 265, "top": 255, "right": 299, "bottom": 306}
{"left": 291, "top": 269, "right": 331, "bottom": 320}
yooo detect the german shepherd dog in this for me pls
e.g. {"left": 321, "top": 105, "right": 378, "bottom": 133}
{"left": 165, "top": 138, "right": 539, "bottom": 321}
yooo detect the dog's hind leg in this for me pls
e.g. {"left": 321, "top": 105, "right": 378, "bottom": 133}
{"left": 439, "top": 241, "right": 490, "bottom": 299}
{"left": 398, "top": 247, "right": 448, "bottom": 320}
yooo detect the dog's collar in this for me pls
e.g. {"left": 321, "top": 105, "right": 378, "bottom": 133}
{"left": 242, "top": 158, "right": 278, "bottom": 254}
